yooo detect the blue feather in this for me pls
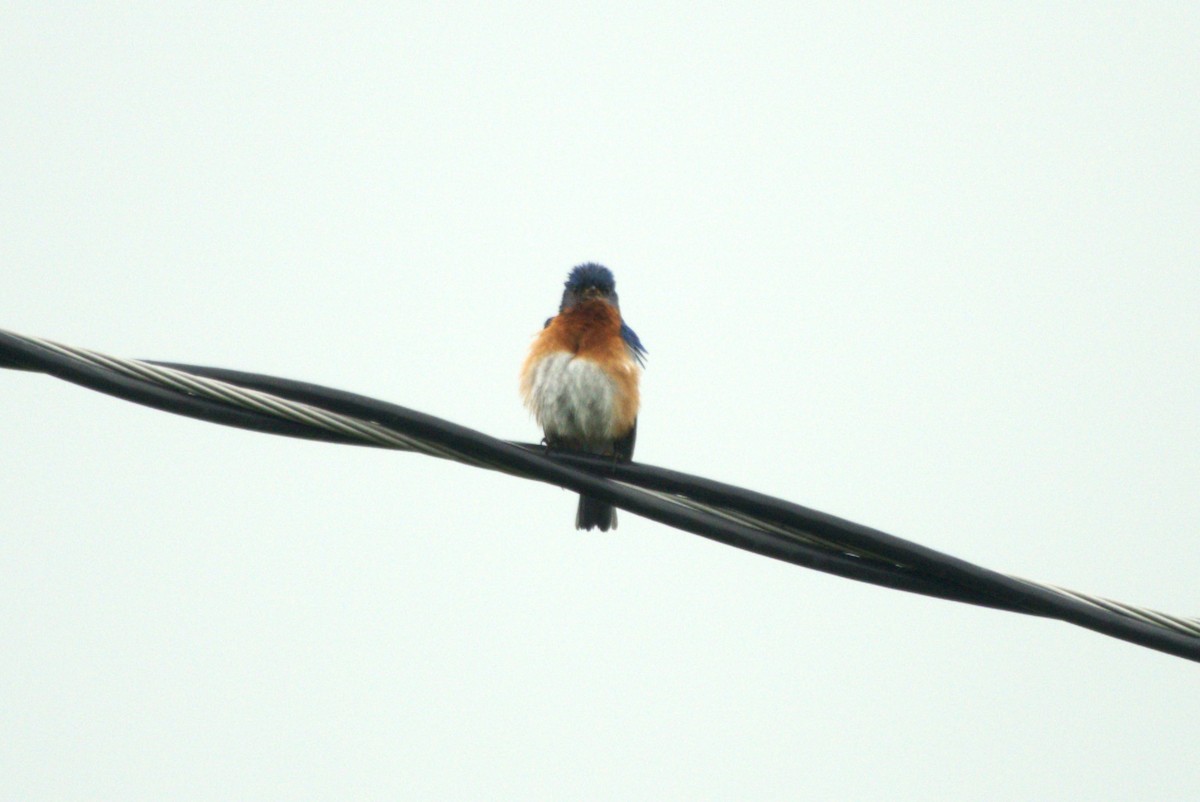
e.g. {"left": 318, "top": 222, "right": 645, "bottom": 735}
{"left": 621, "top": 322, "right": 647, "bottom": 367}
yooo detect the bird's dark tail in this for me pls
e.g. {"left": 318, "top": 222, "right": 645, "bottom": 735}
{"left": 576, "top": 495, "right": 616, "bottom": 531}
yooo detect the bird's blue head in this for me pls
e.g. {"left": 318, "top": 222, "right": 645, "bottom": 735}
{"left": 560, "top": 263, "right": 619, "bottom": 311}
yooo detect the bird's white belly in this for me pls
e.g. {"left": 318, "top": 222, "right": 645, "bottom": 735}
{"left": 527, "top": 352, "right": 617, "bottom": 448}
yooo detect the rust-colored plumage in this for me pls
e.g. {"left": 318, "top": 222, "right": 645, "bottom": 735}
{"left": 521, "top": 299, "right": 639, "bottom": 438}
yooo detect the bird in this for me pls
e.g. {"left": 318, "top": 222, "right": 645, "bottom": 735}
{"left": 520, "top": 263, "right": 647, "bottom": 531}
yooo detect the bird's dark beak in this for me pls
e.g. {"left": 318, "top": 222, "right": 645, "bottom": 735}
{"left": 583, "top": 286, "right": 603, "bottom": 300}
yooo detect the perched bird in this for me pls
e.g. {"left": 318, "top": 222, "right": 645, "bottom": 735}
{"left": 520, "top": 263, "right": 647, "bottom": 531}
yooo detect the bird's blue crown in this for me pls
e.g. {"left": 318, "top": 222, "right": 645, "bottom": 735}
{"left": 560, "top": 262, "right": 619, "bottom": 312}
{"left": 564, "top": 263, "right": 616, "bottom": 294}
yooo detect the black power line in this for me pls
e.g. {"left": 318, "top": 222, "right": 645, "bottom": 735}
{"left": 2, "top": 328, "right": 1197, "bottom": 663}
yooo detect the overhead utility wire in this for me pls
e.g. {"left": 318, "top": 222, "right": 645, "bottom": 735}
{"left": 2, "top": 327, "right": 1197, "bottom": 662}
{"left": 0, "top": 331, "right": 974, "bottom": 605}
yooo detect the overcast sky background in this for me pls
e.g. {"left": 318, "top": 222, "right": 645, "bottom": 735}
{"left": 2, "top": 4, "right": 1198, "bottom": 800}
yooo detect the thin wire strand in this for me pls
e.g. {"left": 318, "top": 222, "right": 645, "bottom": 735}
{"left": 34, "top": 337, "right": 474, "bottom": 463}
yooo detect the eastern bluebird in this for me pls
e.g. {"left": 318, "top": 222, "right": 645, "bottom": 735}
{"left": 520, "top": 263, "right": 647, "bottom": 531}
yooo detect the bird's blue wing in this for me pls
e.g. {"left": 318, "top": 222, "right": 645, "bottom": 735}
{"left": 620, "top": 322, "right": 647, "bottom": 367}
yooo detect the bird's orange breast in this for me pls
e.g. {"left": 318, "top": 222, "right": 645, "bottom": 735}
{"left": 520, "top": 300, "right": 640, "bottom": 437}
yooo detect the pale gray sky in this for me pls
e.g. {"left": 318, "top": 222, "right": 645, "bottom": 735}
{"left": 3, "top": 4, "right": 1198, "bottom": 799}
